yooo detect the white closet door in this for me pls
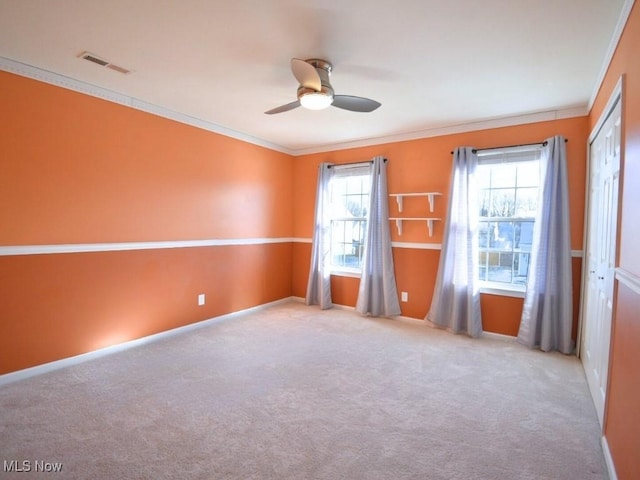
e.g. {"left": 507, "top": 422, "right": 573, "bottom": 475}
{"left": 581, "top": 98, "right": 621, "bottom": 427}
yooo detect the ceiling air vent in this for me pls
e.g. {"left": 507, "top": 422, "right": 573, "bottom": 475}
{"left": 78, "top": 51, "right": 131, "bottom": 74}
{"left": 106, "top": 63, "right": 130, "bottom": 74}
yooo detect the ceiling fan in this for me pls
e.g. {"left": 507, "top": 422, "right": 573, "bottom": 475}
{"left": 265, "top": 58, "right": 381, "bottom": 114}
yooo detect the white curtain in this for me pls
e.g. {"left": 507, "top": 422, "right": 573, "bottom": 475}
{"left": 306, "top": 162, "right": 334, "bottom": 309}
{"left": 356, "top": 156, "right": 402, "bottom": 317}
{"left": 518, "top": 136, "right": 573, "bottom": 353}
{"left": 426, "top": 147, "right": 482, "bottom": 337}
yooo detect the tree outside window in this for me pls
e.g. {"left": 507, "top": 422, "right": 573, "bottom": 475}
{"left": 329, "top": 169, "right": 371, "bottom": 271}
{"left": 477, "top": 152, "right": 541, "bottom": 289}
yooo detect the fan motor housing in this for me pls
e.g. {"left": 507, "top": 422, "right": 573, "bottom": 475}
{"left": 306, "top": 59, "right": 333, "bottom": 87}
{"left": 265, "top": 57, "right": 381, "bottom": 114}
{"left": 297, "top": 85, "right": 334, "bottom": 98}
{"left": 297, "top": 59, "right": 334, "bottom": 104}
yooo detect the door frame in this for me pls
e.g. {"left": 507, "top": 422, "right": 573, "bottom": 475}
{"left": 578, "top": 76, "right": 624, "bottom": 357}
{"left": 577, "top": 75, "right": 624, "bottom": 425}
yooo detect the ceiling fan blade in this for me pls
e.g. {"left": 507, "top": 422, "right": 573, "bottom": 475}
{"left": 331, "top": 95, "right": 381, "bottom": 112}
{"left": 265, "top": 100, "right": 301, "bottom": 115}
{"left": 291, "top": 58, "right": 321, "bottom": 91}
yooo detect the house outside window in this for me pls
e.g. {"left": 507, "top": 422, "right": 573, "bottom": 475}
{"left": 329, "top": 165, "right": 371, "bottom": 273}
{"left": 476, "top": 147, "right": 542, "bottom": 292}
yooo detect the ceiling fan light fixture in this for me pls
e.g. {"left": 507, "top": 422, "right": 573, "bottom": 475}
{"left": 265, "top": 58, "right": 380, "bottom": 115}
{"left": 299, "top": 91, "right": 333, "bottom": 110}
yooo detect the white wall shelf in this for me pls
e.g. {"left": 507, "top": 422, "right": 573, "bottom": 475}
{"left": 389, "top": 217, "right": 441, "bottom": 237}
{"left": 389, "top": 192, "right": 443, "bottom": 237}
{"left": 389, "top": 192, "right": 442, "bottom": 213}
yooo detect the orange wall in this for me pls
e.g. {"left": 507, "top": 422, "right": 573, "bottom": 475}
{"left": 292, "top": 117, "right": 588, "bottom": 336}
{"left": 2, "top": 9, "right": 635, "bottom": 473}
{"left": 0, "top": 244, "right": 292, "bottom": 374}
{"left": 589, "top": 3, "right": 640, "bottom": 479}
{"left": 605, "top": 282, "right": 640, "bottom": 480}
{"left": 0, "top": 71, "right": 294, "bottom": 375}
{"left": 0, "top": 72, "right": 292, "bottom": 244}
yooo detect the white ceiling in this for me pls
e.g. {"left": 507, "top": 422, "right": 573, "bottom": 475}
{"left": 0, "top": 0, "right": 629, "bottom": 155}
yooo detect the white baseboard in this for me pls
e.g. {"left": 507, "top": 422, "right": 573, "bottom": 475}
{"left": 299, "top": 296, "right": 518, "bottom": 339}
{"left": 0, "top": 297, "right": 294, "bottom": 387}
{"left": 601, "top": 435, "right": 618, "bottom": 480}
{"left": 482, "top": 330, "right": 518, "bottom": 342}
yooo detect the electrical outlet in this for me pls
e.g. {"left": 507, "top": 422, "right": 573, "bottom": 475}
{"left": 401, "top": 291, "right": 408, "bottom": 302}
{"left": 198, "top": 294, "right": 205, "bottom": 306}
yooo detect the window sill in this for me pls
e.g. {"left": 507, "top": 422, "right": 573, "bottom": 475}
{"left": 330, "top": 269, "right": 362, "bottom": 279}
{"left": 479, "top": 284, "right": 526, "bottom": 298}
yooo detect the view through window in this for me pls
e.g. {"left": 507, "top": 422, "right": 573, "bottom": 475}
{"left": 477, "top": 148, "right": 542, "bottom": 289}
{"left": 329, "top": 166, "right": 371, "bottom": 271}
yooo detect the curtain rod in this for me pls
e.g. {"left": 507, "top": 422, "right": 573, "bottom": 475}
{"left": 327, "top": 158, "right": 387, "bottom": 168}
{"left": 449, "top": 139, "right": 568, "bottom": 155}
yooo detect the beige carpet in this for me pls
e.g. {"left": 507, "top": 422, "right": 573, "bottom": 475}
{"left": 0, "top": 301, "right": 607, "bottom": 479}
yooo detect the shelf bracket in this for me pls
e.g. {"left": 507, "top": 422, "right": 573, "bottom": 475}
{"left": 395, "top": 218, "right": 403, "bottom": 235}
{"left": 395, "top": 196, "right": 403, "bottom": 213}
{"left": 427, "top": 193, "right": 436, "bottom": 213}
{"left": 426, "top": 219, "right": 434, "bottom": 237}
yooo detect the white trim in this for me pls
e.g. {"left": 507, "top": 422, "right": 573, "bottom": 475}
{"left": 579, "top": 79, "right": 623, "bottom": 357}
{"left": 291, "top": 107, "right": 588, "bottom": 156}
{"left": 0, "top": 297, "right": 294, "bottom": 387}
{"left": 291, "top": 237, "right": 313, "bottom": 244}
{"left": 589, "top": 76, "right": 624, "bottom": 144}
{"left": 0, "top": 56, "right": 589, "bottom": 158}
{"left": 481, "top": 330, "right": 518, "bottom": 342}
{"left": 294, "top": 237, "right": 443, "bottom": 250}
{"left": 0, "top": 56, "right": 293, "bottom": 155}
{"left": 479, "top": 286, "right": 526, "bottom": 299}
{"left": 330, "top": 269, "right": 361, "bottom": 279}
{"left": 295, "top": 238, "right": 584, "bottom": 257}
{"left": 601, "top": 436, "right": 619, "bottom": 480}
{"left": 0, "top": 56, "right": 132, "bottom": 105}
{"left": 10, "top": 237, "right": 567, "bottom": 255}
{"left": 321, "top": 301, "right": 425, "bottom": 325}
{"left": 616, "top": 268, "right": 640, "bottom": 296}
{"left": 294, "top": 296, "right": 519, "bottom": 341}
{"left": 0, "top": 237, "right": 296, "bottom": 256}
{"left": 391, "top": 241, "right": 441, "bottom": 250}
{"left": 393, "top": 315, "right": 426, "bottom": 326}
{"left": 588, "top": 0, "right": 635, "bottom": 112}
{"left": 324, "top": 297, "right": 518, "bottom": 343}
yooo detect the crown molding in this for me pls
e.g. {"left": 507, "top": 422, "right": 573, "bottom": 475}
{"left": 0, "top": 56, "right": 295, "bottom": 156}
{"left": 1, "top": 55, "right": 589, "bottom": 158}
{"left": 588, "top": 0, "right": 635, "bottom": 112}
{"left": 289, "top": 106, "right": 589, "bottom": 156}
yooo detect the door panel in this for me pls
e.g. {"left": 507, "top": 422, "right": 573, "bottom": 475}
{"left": 581, "top": 98, "right": 621, "bottom": 427}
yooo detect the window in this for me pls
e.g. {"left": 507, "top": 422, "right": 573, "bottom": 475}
{"left": 476, "top": 147, "right": 542, "bottom": 291}
{"left": 329, "top": 165, "right": 371, "bottom": 272}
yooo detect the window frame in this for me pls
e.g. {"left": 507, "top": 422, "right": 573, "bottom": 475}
{"left": 476, "top": 146, "right": 543, "bottom": 297}
{"left": 327, "top": 163, "right": 372, "bottom": 277}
